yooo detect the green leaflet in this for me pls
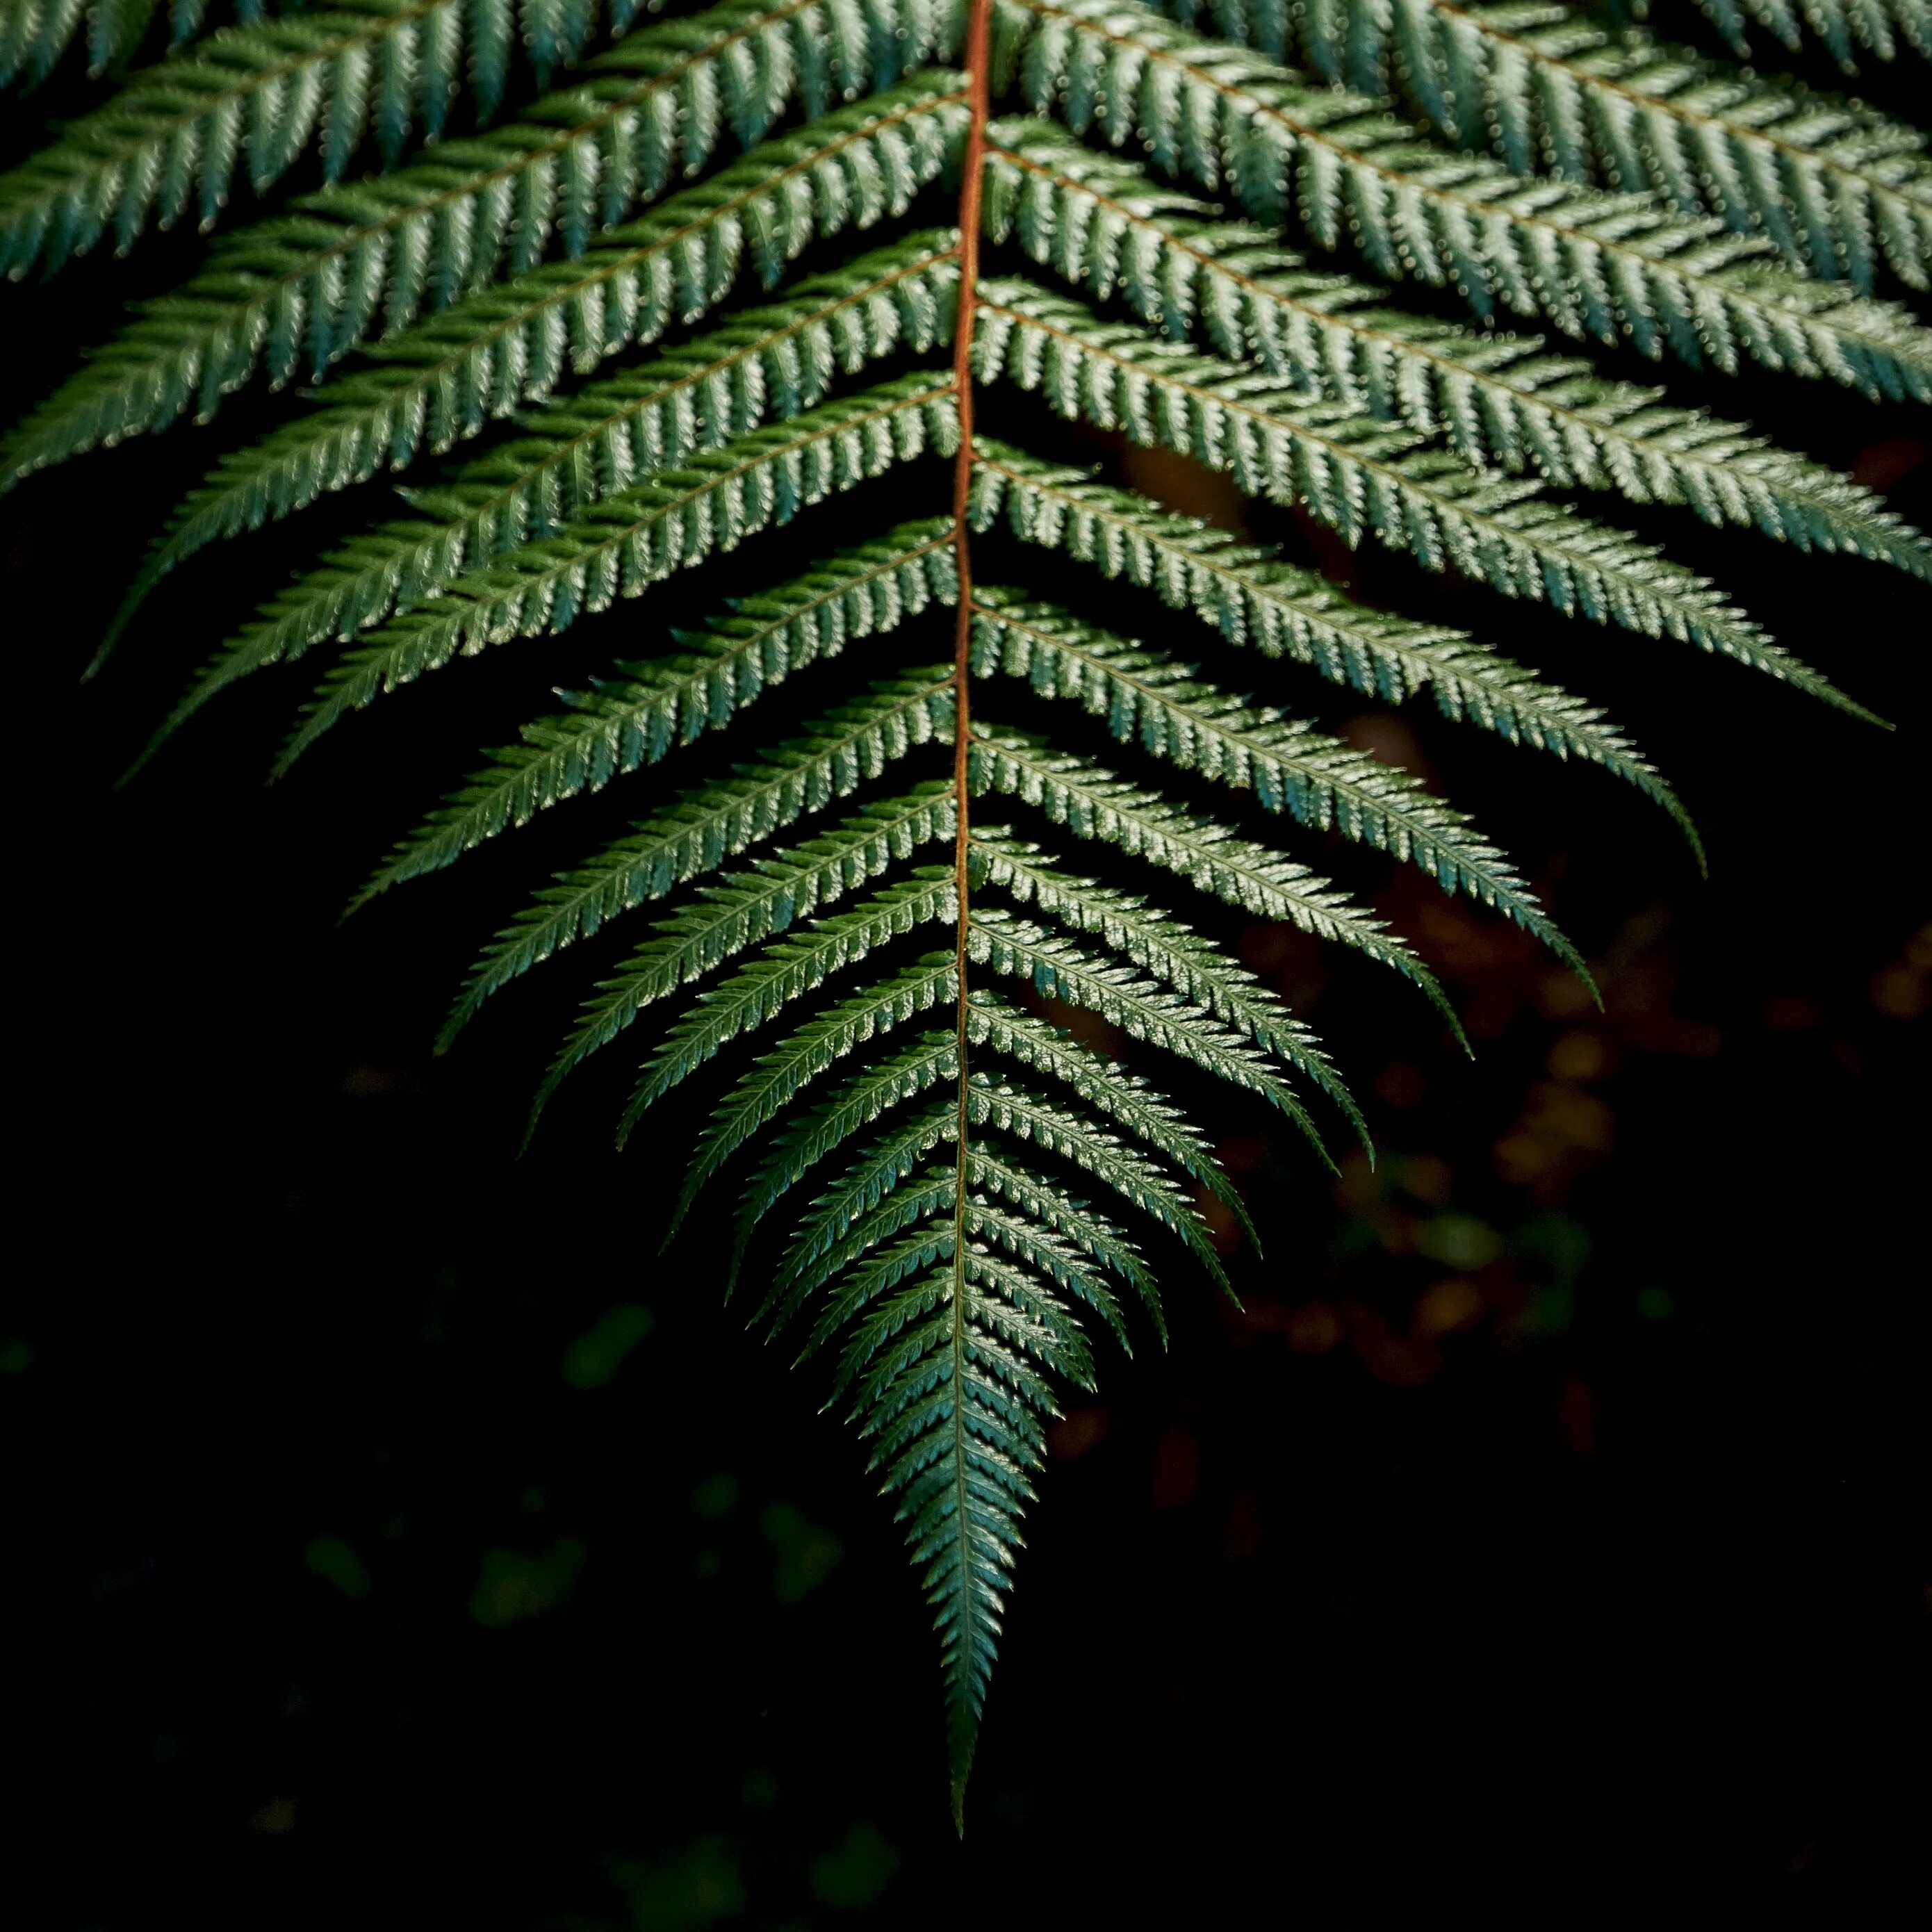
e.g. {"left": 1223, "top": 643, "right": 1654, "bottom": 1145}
{"left": 1, "top": 0, "right": 953, "bottom": 482}
{"left": 995, "top": 0, "right": 1932, "bottom": 400}
{"left": 358, "top": 520, "right": 956, "bottom": 904}
{"left": 971, "top": 587, "right": 1586, "bottom": 976}
{"left": 1170, "top": 0, "right": 1932, "bottom": 292}
{"left": 277, "top": 373, "right": 960, "bottom": 764}
{"left": 1689, "top": 0, "right": 1931, "bottom": 68}
{"left": 442, "top": 669, "right": 956, "bottom": 1040}
{"left": 150, "top": 240, "right": 960, "bottom": 747}
{"left": 974, "top": 277, "right": 1876, "bottom": 723}
{"left": 104, "top": 74, "right": 968, "bottom": 643}
{"left": 969, "top": 726, "right": 1465, "bottom": 1026}
{"left": 0, "top": 0, "right": 623, "bottom": 277}
{"left": 968, "top": 443, "right": 1701, "bottom": 860}
{"left": 980, "top": 123, "right": 1932, "bottom": 581}
{"left": 541, "top": 789, "right": 955, "bottom": 1127}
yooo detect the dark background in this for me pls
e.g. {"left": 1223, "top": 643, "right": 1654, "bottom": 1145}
{"left": 5, "top": 8, "right": 1929, "bottom": 1924}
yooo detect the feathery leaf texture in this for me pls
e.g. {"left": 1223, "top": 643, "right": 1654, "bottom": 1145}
{"left": 1168, "top": 0, "right": 1932, "bottom": 291}
{"left": 0, "top": 0, "right": 638, "bottom": 277}
{"left": 1, "top": 0, "right": 955, "bottom": 483}
{"left": 110, "top": 74, "right": 968, "bottom": 631}
{"left": 996, "top": 0, "right": 1932, "bottom": 400}
{"left": 981, "top": 120, "right": 1932, "bottom": 580}
{"left": 7, "top": 0, "right": 1926, "bottom": 1815}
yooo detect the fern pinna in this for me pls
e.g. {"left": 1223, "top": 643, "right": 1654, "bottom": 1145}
{"left": 6, "top": 0, "right": 1926, "bottom": 1819}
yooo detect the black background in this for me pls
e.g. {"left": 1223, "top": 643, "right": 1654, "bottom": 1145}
{"left": 5, "top": 7, "right": 1930, "bottom": 1925}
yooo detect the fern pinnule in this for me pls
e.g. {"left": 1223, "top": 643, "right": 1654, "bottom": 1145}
{"left": 1688, "top": 0, "right": 1931, "bottom": 67}
{"left": 538, "top": 792, "right": 956, "bottom": 1125}
{"left": 1, "top": 0, "right": 953, "bottom": 485}
{"left": 104, "top": 77, "right": 968, "bottom": 646}
{"left": 441, "top": 671, "right": 956, "bottom": 1046}
{"left": 276, "top": 374, "right": 960, "bottom": 766}
{"left": 352, "top": 522, "right": 956, "bottom": 908}
{"left": 999, "top": 0, "right": 1932, "bottom": 401}
{"left": 0, "top": 0, "right": 616, "bottom": 278}
{"left": 1172, "top": 0, "right": 1932, "bottom": 293}
{"left": 981, "top": 124, "right": 1932, "bottom": 583}
{"left": 149, "top": 243, "right": 960, "bottom": 753}
{"left": 967, "top": 446, "right": 1700, "bottom": 858}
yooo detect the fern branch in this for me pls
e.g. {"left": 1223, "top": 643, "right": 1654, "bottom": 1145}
{"left": 1687, "top": 0, "right": 1931, "bottom": 69}
{"left": 1171, "top": 0, "right": 1932, "bottom": 291}
{"left": 980, "top": 125, "right": 1931, "bottom": 582}
{"left": 538, "top": 791, "right": 953, "bottom": 1129}
{"left": 0, "top": 0, "right": 296, "bottom": 88}
{"left": 969, "top": 830, "right": 1364, "bottom": 1144}
{"left": 996, "top": 0, "right": 1932, "bottom": 401}
{"left": 278, "top": 373, "right": 960, "bottom": 766}
{"left": 972, "top": 589, "right": 1583, "bottom": 974}
{"left": 0, "top": 0, "right": 619, "bottom": 277}
{"left": 969, "top": 728, "right": 1465, "bottom": 1028}
{"left": 968, "top": 443, "right": 1698, "bottom": 856}
{"left": 441, "top": 670, "right": 955, "bottom": 1041}
{"left": 355, "top": 521, "right": 955, "bottom": 903}
{"left": 2, "top": 0, "right": 953, "bottom": 481}
{"left": 108, "top": 75, "right": 967, "bottom": 632}
{"left": 974, "top": 280, "right": 1874, "bottom": 721}
{"left": 152, "top": 242, "right": 960, "bottom": 744}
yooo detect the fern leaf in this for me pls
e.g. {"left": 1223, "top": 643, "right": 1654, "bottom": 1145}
{"left": 1, "top": 0, "right": 954, "bottom": 481}
{"left": 741, "top": 1042, "right": 961, "bottom": 1285}
{"left": 617, "top": 869, "right": 958, "bottom": 1129}
{"left": 1172, "top": 0, "right": 1932, "bottom": 291}
{"left": 110, "top": 76, "right": 967, "bottom": 625}
{"left": 354, "top": 522, "right": 955, "bottom": 903}
{"left": 967, "top": 965, "right": 1312, "bottom": 1203}
{"left": 278, "top": 374, "right": 960, "bottom": 766}
{"left": 0, "top": 0, "right": 613, "bottom": 277}
{"left": 667, "top": 951, "right": 962, "bottom": 1221}
{"left": 537, "top": 791, "right": 953, "bottom": 1127}
{"left": 972, "top": 589, "right": 1583, "bottom": 974}
{"left": 980, "top": 125, "right": 1931, "bottom": 581}
{"left": 997, "top": 0, "right": 1932, "bottom": 401}
{"left": 962, "top": 1072, "right": 1230, "bottom": 1289}
{"left": 969, "top": 728, "right": 1464, "bottom": 1026}
{"left": 153, "top": 244, "right": 960, "bottom": 741}
{"left": 970, "top": 830, "right": 1363, "bottom": 1145}
{"left": 969, "top": 443, "right": 1697, "bottom": 856}
{"left": 975, "top": 279, "right": 1874, "bottom": 720}
{"left": 0, "top": 0, "right": 260, "bottom": 86}
{"left": 441, "top": 671, "right": 955, "bottom": 1040}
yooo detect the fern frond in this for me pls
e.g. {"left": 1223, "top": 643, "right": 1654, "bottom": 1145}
{"left": 278, "top": 373, "right": 960, "bottom": 764}
{"left": 538, "top": 790, "right": 953, "bottom": 1126}
{"left": 968, "top": 728, "right": 1462, "bottom": 1026}
{"left": 155, "top": 243, "right": 960, "bottom": 739}
{"left": 962, "top": 1072, "right": 1230, "bottom": 1288}
{"left": 980, "top": 125, "right": 1931, "bottom": 580}
{"left": 972, "top": 589, "right": 1582, "bottom": 972}
{"left": 1172, "top": 0, "right": 1932, "bottom": 292}
{"left": 741, "top": 1042, "right": 961, "bottom": 1282}
{"left": 618, "top": 868, "right": 958, "bottom": 1128}
{"left": 976, "top": 281, "right": 1867, "bottom": 722}
{"left": 441, "top": 671, "right": 954, "bottom": 1041}
{"left": 997, "top": 0, "right": 1932, "bottom": 400}
{"left": 970, "top": 830, "right": 1363, "bottom": 1143}
{"left": 968, "top": 444, "right": 1696, "bottom": 853}
{"left": 112, "top": 76, "right": 967, "bottom": 623}
{"left": 354, "top": 521, "right": 955, "bottom": 903}
{"left": 1, "top": 0, "right": 953, "bottom": 481}
{"left": 967, "top": 958, "right": 1316, "bottom": 1195}
{"left": 1687, "top": 0, "right": 1930, "bottom": 68}
{"left": 0, "top": 0, "right": 619, "bottom": 277}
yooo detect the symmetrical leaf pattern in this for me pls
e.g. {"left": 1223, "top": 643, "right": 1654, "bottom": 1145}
{"left": 6, "top": 0, "right": 1924, "bottom": 1821}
